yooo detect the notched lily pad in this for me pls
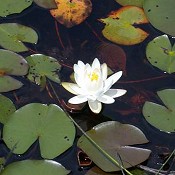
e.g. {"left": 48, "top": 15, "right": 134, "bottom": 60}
{"left": 143, "top": 0, "right": 175, "bottom": 36}
{"left": 50, "top": 0, "right": 92, "bottom": 28}
{"left": 115, "top": 0, "right": 144, "bottom": 7}
{"left": 99, "top": 6, "right": 149, "bottom": 45}
{"left": 0, "top": 0, "right": 32, "bottom": 17}
{"left": 0, "top": 49, "right": 28, "bottom": 92}
{"left": 0, "top": 23, "right": 38, "bottom": 52}
{"left": 146, "top": 35, "right": 175, "bottom": 74}
{"left": 1, "top": 160, "right": 70, "bottom": 175}
{"left": 78, "top": 121, "right": 151, "bottom": 172}
{"left": 0, "top": 94, "right": 16, "bottom": 124}
{"left": 34, "top": 0, "right": 57, "bottom": 9}
{"left": 143, "top": 89, "right": 175, "bottom": 133}
{"left": 26, "top": 54, "right": 61, "bottom": 87}
{"left": 3, "top": 103, "right": 76, "bottom": 159}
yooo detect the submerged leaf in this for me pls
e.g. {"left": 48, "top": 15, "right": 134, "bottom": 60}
{"left": 146, "top": 35, "right": 175, "bottom": 74}
{"left": 50, "top": 0, "right": 92, "bottom": 28}
{"left": 26, "top": 54, "right": 61, "bottom": 87}
{"left": 78, "top": 121, "right": 151, "bottom": 172}
{"left": 1, "top": 160, "right": 70, "bottom": 175}
{"left": 0, "top": 0, "right": 32, "bottom": 17}
{"left": 3, "top": 103, "right": 76, "bottom": 159}
{"left": 143, "top": 0, "right": 175, "bottom": 36}
{"left": 0, "top": 49, "right": 28, "bottom": 92}
{"left": 115, "top": 0, "right": 144, "bottom": 7}
{"left": 0, "top": 94, "right": 16, "bottom": 124}
{"left": 97, "top": 42, "right": 127, "bottom": 74}
{"left": 143, "top": 89, "right": 175, "bottom": 133}
{"left": 0, "top": 23, "right": 38, "bottom": 52}
{"left": 100, "top": 6, "right": 149, "bottom": 45}
{"left": 34, "top": 0, "right": 57, "bottom": 9}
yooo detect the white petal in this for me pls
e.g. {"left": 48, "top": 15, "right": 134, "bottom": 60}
{"left": 97, "top": 95, "right": 115, "bottom": 104}
{"left": 105, "top": 89, "right": 127, "bottom": 98}
{"left": 88, "top": 100, "right": 102, "bottom": 114}
{"left": 106, "top": 71, "right": 123, "bottom": 86}
{"left": 101, "top": 63, "right": 107, "bottom": 80}
{"left": 69, "top": 95, "right": 87, "bottom": 104}
{"left": 73, "top": 64, "right": 80, "bottom": 74}
{"left": 74, "top": 73, "right": 83, "bottom": 87}
{"left": 62, "top": 82, "right": 80, "bottom": 95}
{"left": 70, "top": 83, "right": 85, "bottom": 95}
{"left": 92, "top": 58, "right": 100, "bottom": 70}
{"left": 77, "top": 60, "right": 85, "bottom": 68}
{"left": 103, "top": 78, "right": 113, "bottom": 93}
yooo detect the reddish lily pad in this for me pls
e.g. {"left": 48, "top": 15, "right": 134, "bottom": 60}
{"left": 143, "top": 0, "right": 175, "bottom": 36}
{"left": 78, "top": 121, "right": 151, "bottom": 172}
{"left": 0, "top": 49, "right": 28, "bottom": 92}
{"left": 50, "top": 0, "right": 92, "bottom": 28}
{"left": 97, "top": 42, "right": 127, "bottom": 74}
{"left": 100, "top": 6, "right": 149, "bottom": 45}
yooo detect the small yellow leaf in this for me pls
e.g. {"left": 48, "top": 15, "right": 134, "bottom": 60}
{"left": 50, "top": 0, "right": 92, "bottom": 28}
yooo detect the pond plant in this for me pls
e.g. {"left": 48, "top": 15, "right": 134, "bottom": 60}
{"left": 0, "top": 0, "right": 175, "bottom": 175}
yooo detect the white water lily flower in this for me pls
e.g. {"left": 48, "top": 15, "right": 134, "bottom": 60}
{"left": 62, "top": 58, "right": 126, "bottom": 114}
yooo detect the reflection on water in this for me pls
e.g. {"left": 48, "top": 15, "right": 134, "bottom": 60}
{"left": 0, "top": 1, "right": 175, "bottom": 174}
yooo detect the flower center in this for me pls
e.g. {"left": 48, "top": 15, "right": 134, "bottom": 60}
{"left": 88, "top": 71, "right": 99, "bottom": 81}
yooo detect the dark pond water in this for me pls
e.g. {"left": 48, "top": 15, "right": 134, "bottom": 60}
{"left": 0, "top": 0, "right": 175, "bottom": 174}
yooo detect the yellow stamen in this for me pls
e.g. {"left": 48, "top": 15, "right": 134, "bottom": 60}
{"left": 88, "top": 71, "right": 99, "bottom": 81}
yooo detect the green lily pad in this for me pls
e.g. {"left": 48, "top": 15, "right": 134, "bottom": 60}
{"left": 3, "top": 103, "right": 76, "bottom": 159}
{"left": 115, "top": 0, "right": 144, "bottom": 7}
{"left": 143, "top": 89, "right": 175, "bottom": 133}
{"left": 78, "top": 121, "right": 151, "bottom": 172}
{"left": 143, "top": 0, "right": 175, "bottom": 36}
{"left": 0, "top": 23, "right": 38, "bottom": 52}
{"left": 1, "top": 160, "right": 70, "bottom": 175}
{"left": 0, "top": 94, "right": 16, "bottom": 124}
{"left": 146, "top": 35, "right": 175, "bottom": 74}
{"left": 0, "top": 0, "right": 32, "bottom": 17}
{"left": 26, "top": 54, "right": 61, "bottom": 87}
{"left": 0, "top": 49, "right": 28, "bottom": 92}
{"left": 34, "top": 0, "right": 57, "bottom": 9}
{"left": 99, "top": 6, "right": 149, "bottom": 45}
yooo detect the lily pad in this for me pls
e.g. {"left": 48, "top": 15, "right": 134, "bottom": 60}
{"left": 146, "top": 35, "right": 175, "bottom": 74}
{"left": 50, "top": 0, "right": 92, "bottom": 28}
{"left": 143, "top": 0, "right": 175, "bottom": 36}
{"left": 0, "top": 94, "right": 16, "bottom": 124}
{"left": 0, "top": 0, "right": 32, "bottom": 17}
{"left": 0, "top": 49, "right": 28, "bottom": 92}
{"left": 78, "top": 121, "right": 151, "bottom": 172}
{"left": 99, "top": 6, "right": 149, "bottom": 45}
{"left": 26, "top": 54, "right": 61, "bottom": 87}
{"left": 143, "top": 89, "right": 175, "bottom": 133}
{"left": 34, "top": 0, "right": 57, "bottom": 9}
{"left": 1, "top": 160, "right": 70, "bottom": 175}
{"left": 0, "top": 23, "right": 38, "bottom": 52}
{"left": 3, "top": 103, "right": 76, "bottom": 159}
{"left": 115, "top": 0, "right": 144, "bottom": 7}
